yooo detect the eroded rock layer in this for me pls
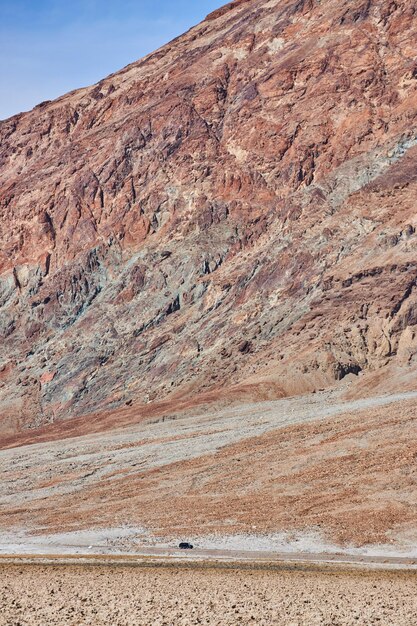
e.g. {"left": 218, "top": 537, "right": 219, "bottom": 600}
{"left": 1, "top": 0, "right": 417, "bottom": 431}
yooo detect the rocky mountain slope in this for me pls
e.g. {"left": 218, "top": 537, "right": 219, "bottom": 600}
{"left": 1, "top": 0, "right": 417, "bottom": 433}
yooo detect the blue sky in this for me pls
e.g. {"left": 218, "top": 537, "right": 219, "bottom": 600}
{"left": 0, "top": 0, "right": 224, "bottom": 120}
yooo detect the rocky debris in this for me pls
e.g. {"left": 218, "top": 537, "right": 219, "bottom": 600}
{"left": 1, "top": 390, "right": 417, "bottom": 549}
{"left": 2, "top": 0, "right": 417, "bottom": 431}
{"left": 238, "top": 340, "right": 253, "bottom": 354}
{"left": 2, "top": 564, "right": 416, "bottom": 626}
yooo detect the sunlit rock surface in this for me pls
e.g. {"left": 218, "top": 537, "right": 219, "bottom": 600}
{"left": 1, "top": 0, "right": 417, "bottom": 432}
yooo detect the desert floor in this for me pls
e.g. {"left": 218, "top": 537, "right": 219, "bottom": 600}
{"left": 1, "top": 387, "right": 417, "bottom": 553}
{"left": 1, "top": 562, "right": 416, "bottom": 626}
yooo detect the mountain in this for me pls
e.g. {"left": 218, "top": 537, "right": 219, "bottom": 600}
{"left": 1, "top": 0, "right": 417, "bottom": 435}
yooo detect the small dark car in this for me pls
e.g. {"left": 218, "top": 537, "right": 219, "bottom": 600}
{"left": 179, "top": 542, "right": 194, "bottom": 549}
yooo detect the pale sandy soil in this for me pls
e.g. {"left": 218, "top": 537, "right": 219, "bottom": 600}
{"left": 1, "top": 388, "right": 416, "bottom": 552}
{"left": 0, "top": 563, "right": 416, "bottom": 626}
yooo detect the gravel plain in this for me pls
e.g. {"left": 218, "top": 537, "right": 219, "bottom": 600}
{"left": 1, "top": 563, "right": 416, "bottom": 626}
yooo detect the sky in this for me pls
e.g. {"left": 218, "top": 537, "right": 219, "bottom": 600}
{"left": 0, "top": 0, "right": 225, "bottom": 120}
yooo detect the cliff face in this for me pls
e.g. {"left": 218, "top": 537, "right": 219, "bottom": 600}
{"left": 1, "top": 0, "right": 417, "bottom": 432}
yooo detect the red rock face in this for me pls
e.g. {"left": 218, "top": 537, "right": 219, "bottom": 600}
{"left": 1, "top": 0, "right": 417, "bottom": 432}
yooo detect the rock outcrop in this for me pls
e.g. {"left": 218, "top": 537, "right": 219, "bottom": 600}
{"left": 1, "top": 0, "right": 417, "bottom": 433}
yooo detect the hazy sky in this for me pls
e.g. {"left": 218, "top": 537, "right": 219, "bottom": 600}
{"left": 0, "top": 0, "right": 224, "bottom": 120}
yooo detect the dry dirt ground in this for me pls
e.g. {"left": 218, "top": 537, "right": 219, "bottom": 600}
{"left": 1, "top": 385, "right": 417, "bottom": 553}
{"left": 1, "top": 563, "right": 416, "bottom": 626}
